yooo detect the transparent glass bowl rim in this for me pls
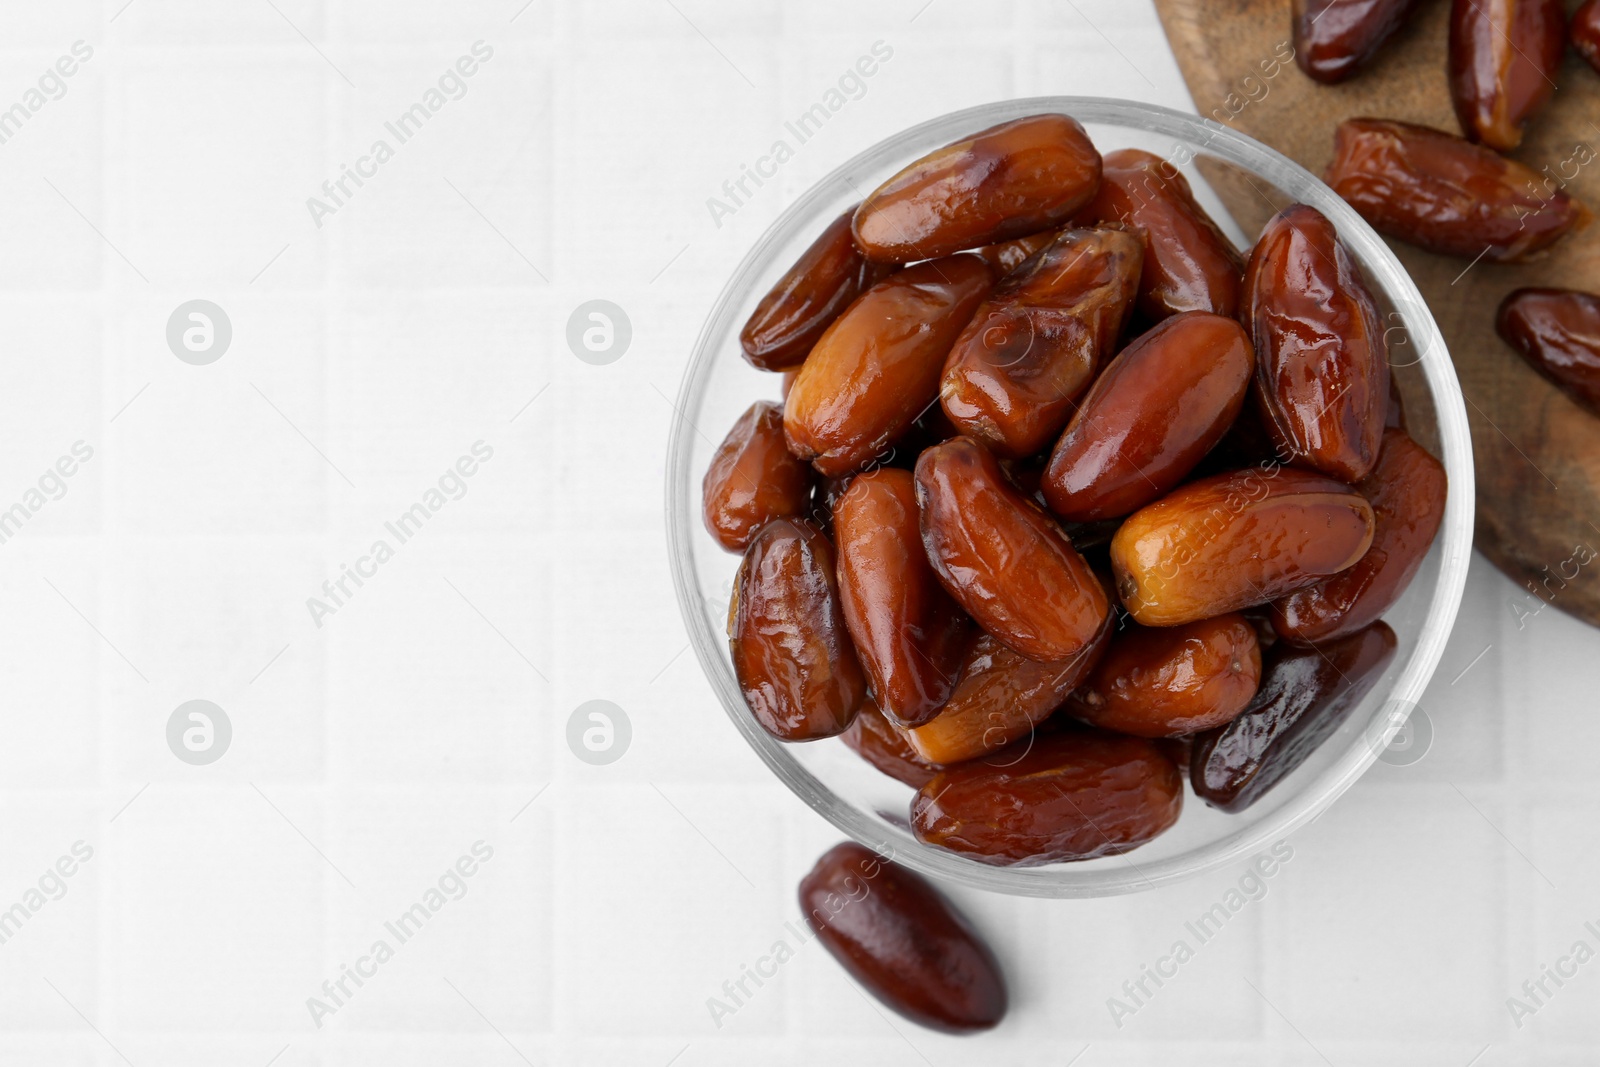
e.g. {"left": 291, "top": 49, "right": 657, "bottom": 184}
{"left": 664, "top": 96, "right": 1475, "bottom": 897}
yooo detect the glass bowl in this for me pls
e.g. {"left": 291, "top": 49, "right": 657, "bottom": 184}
{"left": 665, "top": 97, "right": 1474, "bottom": 898}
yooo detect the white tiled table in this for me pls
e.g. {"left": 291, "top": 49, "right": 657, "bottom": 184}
{"left": 0, "top": 1, "right": 1595, "bottom": 1063}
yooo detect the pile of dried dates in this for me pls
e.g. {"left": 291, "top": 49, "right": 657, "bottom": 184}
{"left": 1296, "top": 0, "right": 1599, "bottom": 412}
{"left": 714, "top": 2, "right": 1600, "bottom": 1032}
{"left": 705, "top": 112, "right": 1449, "bottom": 872}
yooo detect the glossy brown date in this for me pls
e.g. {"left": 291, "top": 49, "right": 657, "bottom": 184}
{"left": 1324, "top": 119, "right": 1586, "bottom": 262}
{"left": 1068, "top": 614, "right": 1262, "bottom": 738}
{"left": 785, "top": 255, "right": 993, "bottom": 477}
{"left": 740, "top": 207, "right": 895, "bottom": 371}
{"left": 1496, "top": 287, "right": 1600, "bottom": 414}
{"left": 911, "top": 731, "right": 1183, "bottom": 865}
{"left": 1076, "top": 149, "right": 1244, "bottom": 320}
{"left": 916, "top": 437, "right": 1110, "bottom": 662}
{"left": 899, "top": 614, "right": 1112, "bottom": 765}
{"left": 1449, "top": 0, "right": 1565, "bottom": 152}
{"left": 852, "top": 114, "right": 1103, "bottom": 263}
{"left": 702, "top": 401, "right": 812, "bottom": 552}
{"left": 1272, "top": 428, "right": 1447, "bottom": 645}
{"left": 835, "top": 469, "right": 970, "bottom": 726}
{"left": 1293, "top": 0, "right": 1422, "bottom": 83}
{"left": 1577, "top": 0, "right": 1600, "bottom": 74}
{"left": 1110, "top": 467, "right": 1376, "bottom": 628}
{"left": 841, "top": 699, "right": 943, "bottom": 788}
{"left": 1043, "top": 311, "right": 1254, "bottom": 521}
{"left": 800, "top": 842, "right": 1007, "bottom": 1032}
{"left": 730, "top": 518, "right": 865, "bottom": 741}
{"left": 1245, "top": 203, "right": 1388, "bottom": 482}
{"left": 940, "top": 227, "right": 1142, "bottom": 458}
{"left": 1191, "top": 622, "right": 1396, "bottom": 812}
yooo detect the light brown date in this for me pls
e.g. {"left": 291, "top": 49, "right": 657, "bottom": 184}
{"left": 730, "top": 518, "right": 865, "bottom": 741}
{"left": 1110, "top": 467, "right": 1376, "bottom": 627}
{"left": 853, "top": 114, "right": 1103, "bottom": 263}
{"left": 916, "top": 437, "right": 1110, "bottom": 662}
{"left": 1577, "top": 0, "right": 1600, "bottom": 74}
{"left": 800, "top": 842, "right": 1007, "bottom": 1032}
{"left": 1294, "top": 0, "right": 1423, "bottom": 83}
{"left": 1449, "top": 0, "right": 1565, "bottom": 152}
{"left": 911, "top": 730, "right": 1183, "bottom": 865}
{"left": 740, "top": 207, "right": 895, "bottom": 371}
{"left": 1496, "top": 287, "right": 1600, "bottom": 415}
{"left": 702, "top": 401, "right": 812, "bottom": 552}
{"left": 1272, "top": 428, "right": 1447, "bottom": 644}
{"left": 841, "top": 699, "right": 944, "bottom": 789}
{"left": 940, "top": 227, "right": 1142, "bottom": 457}
{"left": 1043, "top": 311, "right": 1254, "bottom": 521}
{"left": 1068, "top": 614, "right": 1262, "bottom": 738}
{"left": 835, "top": 469, "right": 970, "bottom": 726}
{"left": 1076, "top": 149, "right": 1245, "bottom": 320}
{"left": 1324, "top": 118, "right": 1586, "bottom": 262}
{"left": 899, "top": 614, "right": 1112, "bottom": 765}
{"left": 1245, "top": 203, "right": 1389, "bottom": 482}
{"left": 785, "top": 255, "right": 993, "bottom": 477}
{"left": 1191, "top": 622, "right": 1396, "bottom": 812}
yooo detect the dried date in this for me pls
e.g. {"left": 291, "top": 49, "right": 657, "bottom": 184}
{"left": 1324, "top": 118, "right": 1586, "bottom": 262}
{"left": 917, "top": 436, "right": 1110, "bottom": 661}
{"left": 940, "top": 227, "right": 1142, "bottom": 458}
{"left": 785, "top": 255, "right": 993, "bottom": 476}
{"left": 1191, "top": 623, "right": 1397, "bottom": 812}
{"left": 800, "top": 842, "right": 1007, "bottom": 1032}
{"left": 1110, "top": 467, "right": 1375, "bottom": 627}
{"left": 853, "top": 114, "right": 1102, "bottom": 263}
{"left": 702, "top": 401, "right": 812, "bottom": 551}
{"left": 835, "top": 469, "right": 970, "bottom": 726}
{"left": 911, "top": 731, "right": 1183, "bottom": 865}
{"left": 1043, "top": 310, "right": 1254, "bottom": 521}
{"left": 1244, "top": 203, "right": 1388, "bottom": 482}
{"left": 730, "top": 519, "right": 866, "bottom": 741}
{"left": 740, "top": 207, "right": 895, "bottom": 370}
{"left": 1496, "top": 287, "right": 1600, "bottom": 415}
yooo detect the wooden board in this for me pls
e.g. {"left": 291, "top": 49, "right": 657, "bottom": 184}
{"left": 1152, "top": 0, "right": 1600, "bottom": 627}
